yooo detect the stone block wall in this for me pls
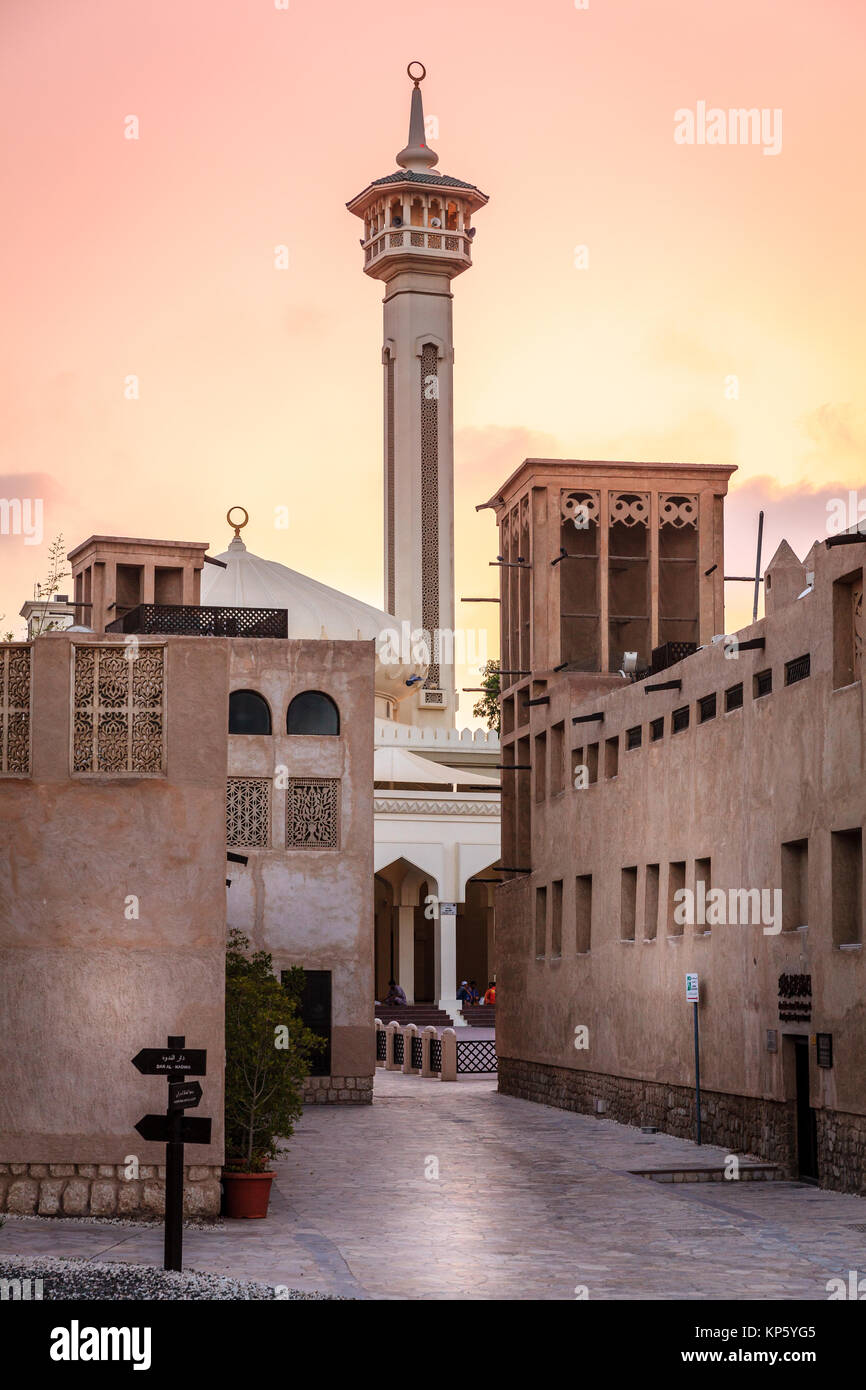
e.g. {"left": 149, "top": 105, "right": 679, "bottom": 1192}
{"left": 816, "top": 1110, "right": 866, "bottom": 1196}
{"left": 302, "top": 1075, "right": 373, "bottom": 1105}
{"left": 498, "top": 1057, "right": 798, "bottom": 1177}
{"left": 0, "top": 1163, "right": 222, "bottom": 1218}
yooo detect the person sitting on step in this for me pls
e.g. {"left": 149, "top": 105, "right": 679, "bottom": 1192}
{"left": 384, "top": 979, "right": 407, "bottom": 1006}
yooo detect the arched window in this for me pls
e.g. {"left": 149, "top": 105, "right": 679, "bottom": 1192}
{"left": 287, "top": 691, "right": 340, "bottom": 736}
{"left": 229, "top": 690, "right": 272, "bottom": 735}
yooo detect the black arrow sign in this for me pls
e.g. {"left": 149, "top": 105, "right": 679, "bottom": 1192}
{"left": 135, "top": 1114, "right": 212, "bottom": 1145}
{"left": 131, "top": 1048, "right": 207, "bottom": 1077}
{"left": 168, "top": 1080, "right": 202, "bottom": 1112}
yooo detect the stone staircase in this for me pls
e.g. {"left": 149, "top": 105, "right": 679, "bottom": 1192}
{"left": 461, "top": 1004, "right": 495, "bottom": 1028}
{"left": 374, "top": 1003, "right": 455, "bottom": 1029}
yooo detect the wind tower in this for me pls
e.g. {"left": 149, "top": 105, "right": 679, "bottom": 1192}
{"left": 347, "top": 63, "right": 489, "bottom": 729}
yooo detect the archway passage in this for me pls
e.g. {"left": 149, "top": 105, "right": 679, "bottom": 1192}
{"left": 373, "top": 857, "right": 498, "bottom": 1025}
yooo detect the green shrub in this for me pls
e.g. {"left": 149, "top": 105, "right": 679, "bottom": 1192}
{"left": 224, "top": 929, "right": 322, "bottom": 1172}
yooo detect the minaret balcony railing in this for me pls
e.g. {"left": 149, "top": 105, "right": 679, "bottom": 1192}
{"left": 363, "top": 229, "right": 472, "bottom": 264}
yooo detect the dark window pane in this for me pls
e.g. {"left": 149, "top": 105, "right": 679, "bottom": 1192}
{"left": 229, "top": 689, "right": 271, "bottom": 735}
{"left": 287, "top": 690, "right": 340, "bottom": 736}
{"left": 725, "top": 682, "right": 743, "bottom": 711}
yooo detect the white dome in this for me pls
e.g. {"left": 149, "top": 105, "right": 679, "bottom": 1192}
{"left": 201, "top": 537, "right": 425, "bottom": 701}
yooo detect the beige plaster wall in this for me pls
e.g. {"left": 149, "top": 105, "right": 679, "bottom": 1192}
{"left": 225, "top": 639, "right": 375, "bottom": 1081}
{"left": 497, "top": 539, "right": 866, "bottom": 1117}
{"left": 0, "top": 633, "right": 229, "bottom": 1168}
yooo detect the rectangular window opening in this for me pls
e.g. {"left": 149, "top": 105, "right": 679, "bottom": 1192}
{"left": 621, "top": 866, "right": 637, "bottom": 941}
{"left": 644, "top": 863, "right": 659, "bottom": 940}
{"left": 695, "top": 857, "right": 712, "bottom": 934}
{"left": 672, "top": 705, "right": 690, "bottom": 733}
{"left": 784, "top": 654, "right": 810, "bottom": 686}
{"left": 754, "top": 669, "right": 773, "bottom": 698}
{"left": 725, "top": 682, "right": 743, "bottom": 712}
{"left": 605, "top": 735, "right": 619, "bottom": 779}
{"left": 831, "top": 828, "right": 862, "bottom": 947}
{"left": 782, "top": 838, "right": 809, "bottom": 933}
{"left": 668, "top": 860, "right": 686, "bottom": 936}
{"left": 535, "top": 885, "right": 548, "bottom": 958}
{"left": 551, "top": 880, "right": 563, "bottom": 957}
{"left": 575, "top": 874, "right": 592, "bottom": 953}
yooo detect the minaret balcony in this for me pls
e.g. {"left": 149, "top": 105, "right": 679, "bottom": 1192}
{"left": 362, "top": 226, "right": 473, "bottom": 275}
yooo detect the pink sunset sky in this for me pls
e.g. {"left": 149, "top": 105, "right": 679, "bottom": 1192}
{"left": 2, "top": 0, "right": 864, "bottom": 720}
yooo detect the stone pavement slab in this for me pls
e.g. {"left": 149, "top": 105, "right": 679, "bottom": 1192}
{"left": 2, "top": 1069, "right": 865, "bottom": 1299}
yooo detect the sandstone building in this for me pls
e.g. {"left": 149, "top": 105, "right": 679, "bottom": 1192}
{"left": 487, "top": 458, "right": 866, "bottom": 1193}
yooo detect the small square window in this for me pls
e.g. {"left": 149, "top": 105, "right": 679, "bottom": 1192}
{"left": 698, "top": 693, "right": 716, "bottom": 723}
{"left": 725, "top": 682, "right": 743, "bottom": 712}
{"left": 626, "top": 725, "right": 642, "bottom": 750}
{"left": 754, "top": 669, "right": 773, "bottom": 698}
{"left": 672, "top": 705, "right": 690, "bottom": 733}
{"left": 785, "top": 655, "right": 810, "bottom": 685}
{"left": 650, "top": 716, "right": 664, "bottom": 742}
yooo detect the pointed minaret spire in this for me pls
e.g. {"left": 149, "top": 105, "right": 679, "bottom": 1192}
{"left": 395, "top": 62, "right": 439, "bottom": 172}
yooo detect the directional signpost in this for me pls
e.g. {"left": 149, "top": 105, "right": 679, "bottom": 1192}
{"left": 132, "top": 1035, "right": 209, "bottom": 1272}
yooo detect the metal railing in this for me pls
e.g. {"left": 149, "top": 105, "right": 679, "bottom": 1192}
{"left": 456, "top": 1039, "right": 497, "bottom": 1074}
{"left": 373, "top": 1020, "right": 497, "bottom": 1079}
{"left": 106, "top": 603, "right": 288, "bottom": 639}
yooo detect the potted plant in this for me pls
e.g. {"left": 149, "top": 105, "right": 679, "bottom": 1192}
{"left": 223, "top": 929, "right": 322, "bottom": 1218}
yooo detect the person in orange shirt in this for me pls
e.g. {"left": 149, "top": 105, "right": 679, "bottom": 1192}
{"left": 483, "top": 981, "right": 496, "bottom": 1005}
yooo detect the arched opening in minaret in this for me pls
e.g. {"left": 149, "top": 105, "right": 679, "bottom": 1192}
{"left": 445, "top": 201, "right": 459, "bottom": 231}
{"left": 389, "top": 197, "right": 403, "bottom": 227}
{"left": 410, "top": 197, "right": 424, "bottom": 227}
{"left": 428, "top": 198, "right": 442, "bottom": 228}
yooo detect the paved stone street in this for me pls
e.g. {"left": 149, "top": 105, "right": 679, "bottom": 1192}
{"left": 3, "top": 1070, "right": 866, "bottom": 1299}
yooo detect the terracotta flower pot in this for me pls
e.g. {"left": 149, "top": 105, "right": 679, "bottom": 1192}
{"left": 222, "top": 1170, "right": 275, "bottom": 1219}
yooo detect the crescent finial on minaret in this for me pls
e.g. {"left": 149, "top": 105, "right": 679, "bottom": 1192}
{"left": 395, "top": 62, "right": 439, "bottom": 172}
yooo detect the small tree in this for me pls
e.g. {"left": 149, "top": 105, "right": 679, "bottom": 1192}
{"left": 32, "top": 534, "right": 72, "bottom": 636}
{"left": 224, "top": 929, "right": 322, "bottom": 1171}
{"left": 472, "top": 658, "right": 501, "bottom": 733}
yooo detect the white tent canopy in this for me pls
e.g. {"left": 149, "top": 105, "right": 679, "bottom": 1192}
{"left": 374, "top": 745, "right": 500, "bottom": 788}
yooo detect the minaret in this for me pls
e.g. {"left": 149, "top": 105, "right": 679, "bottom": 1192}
{"left": 347, "top": 63, "right": 488, "bottom": 729}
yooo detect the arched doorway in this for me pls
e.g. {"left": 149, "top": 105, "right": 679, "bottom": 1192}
{"left": 374, "top": 858, "right": 440, "bottom": 1004}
